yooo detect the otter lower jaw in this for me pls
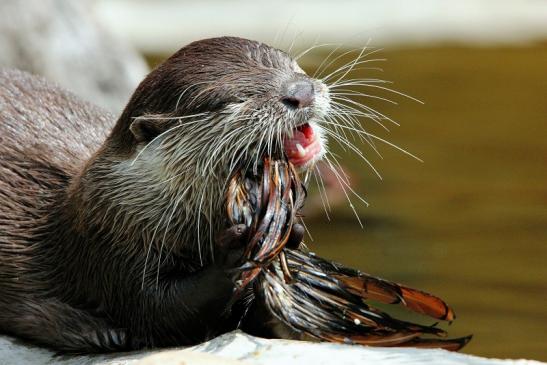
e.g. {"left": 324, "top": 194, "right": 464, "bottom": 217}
{"left": 283, "top": 120, "right": 326, "bottom": 169}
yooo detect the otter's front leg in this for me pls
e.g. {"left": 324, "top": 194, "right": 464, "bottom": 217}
{"left": 5, "top": 298, "right": 129, "bottom": 354}
{"left": 126, "top": 224, "right": 248, "bottom": 348}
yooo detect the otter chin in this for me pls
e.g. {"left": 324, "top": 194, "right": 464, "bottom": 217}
{"left": 0, "top": 36, "right": 333, "bottom": 353}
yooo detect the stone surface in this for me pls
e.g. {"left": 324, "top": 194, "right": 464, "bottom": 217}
{"left": 0, "top": 0, "right": 148, "bottom": 113}
{"left": 0, "top": 331, "right": 544, "bottom": 365}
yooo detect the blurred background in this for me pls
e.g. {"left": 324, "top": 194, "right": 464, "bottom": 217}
{"left": 1, "top": 0, "right": 545, "bottom": 361}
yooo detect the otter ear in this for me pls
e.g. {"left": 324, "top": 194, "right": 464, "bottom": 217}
{"left": 129, "top": 117, "right": 176, "bottom": 143}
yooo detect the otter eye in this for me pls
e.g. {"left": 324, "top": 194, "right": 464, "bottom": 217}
{"left": 129, "top": 117, "right": 175, "bottom": 143}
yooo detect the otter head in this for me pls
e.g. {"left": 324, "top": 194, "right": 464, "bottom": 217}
{"left": 112, "top": 36, "right": 330, "bottom": 172}
{"left": 78, "top": 37, "right": 332, "bottom": 262}
{"left": 74, "top": 36, "right": 405, "bottom": 266}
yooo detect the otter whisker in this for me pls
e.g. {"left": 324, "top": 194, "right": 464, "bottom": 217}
{"left": 293, "top": 42, "right": 339, "bottom": 61}
{"left": 325, "top": 109, "right": 381, "bottom": 148}
{"left": 323, "top": 155, "right": 366, "bottom": 227}
{"left": 313, "top": 166, "right": 331, "bottom": 220}
{"left": 329, "top": 77, "right": 393, "bottom": 87}
{"left": 196, "top": 189, "right": 205, "bottom": 266}
{"left": 141, "top": 189, "right": 176, "bottom": 290}
{"left": 329, "top": 94, "right": 390, "bottom": 126}
{"left": 156, "top": 192, "right": 186, "bottom": 288}
{"left": 251, "top": 126, "right": 271, "bottom": 172}
{"left": 330, "top": 96, "right": 398, "bottom": 127}
{"left": 298, "top": 217, "right": 313, "bottom": 242}
{"left": 325, "top": 118, "right": 422, "bottom": 162}
{"left": 329, "top": 43, "right": 371, "bottom": 88}
{"left": 326, "top": 152, "right": 369, "bottom": 206}
{"left": 329, "top": 90, "right": 398, "bottom": 105}
{"left": 320, "top": 49, "right": 385, "bottom": 85}
{"left": 330, "top": 81, "right": 424, "bottom": 104}
{"left": 314, "top": 43, "right": 377, "bottom": 82}
{"left": 312, "top": 43, "right": 353, "bottom": 79}
{"left": 244, "top": 128, "right": 271, "bottom": 174}
{"left": 322, "top": 128, "right": 382, "bottom": 180}
{"left": 330, "top": 111, "right": 379, "bottom": 154}
{"left": 286, "top": 30, "right": 304, "bottom": 56}
{"left": 175, "top": 81, "right": 216, "bottom": 111}
{"left": 131, "top": 115, "right": 213, "bottom": 166}
{"left": 273, "top": 18, "right": 296, "bottom": 50}
{"left": 132, "top": 112, "right": 209, "bottom": 121}
{"left": 329, "top": 101, "right": 380, "bottom": 127}
{"left": 323, "top": 149, "right": 352, "bottom": 185}
{"left": 203, "top": 123, "right": 248, "bottom": 173}
{"left": 323, "top": 116, "right": 382, "bottom": 158}
{"left": 131, "top": 123, "right": 186, "bottom": 166}
{"left": 148, "top": 168, "right": 191, "bottom": 188}
{"left": 330, "top": 66, "right": 385, "bottom": 74}
{"left": 323, "top": 56, "right": 387, "bottom": 85}
{"left": 328, "top": 105, "right": 389, "bottom": 147}
{"left": 208, "top": 117, "right": 257, "bottom": 175}
{"left": 324, "top": 113, "right": 354, "bottom": 147}
{"left": 329, "top": 106, "right": 393, "bottom": 151}
{"left": 327, "top": 126, "right": 380, "bottom": 172}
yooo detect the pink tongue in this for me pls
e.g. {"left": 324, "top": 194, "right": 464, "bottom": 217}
{"left": 283, "top": 123, "right": 318, "bottom": 166}
{"left": 297, "top": 123, "right": 314, "bottom": 140}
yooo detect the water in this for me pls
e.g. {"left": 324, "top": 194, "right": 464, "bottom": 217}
{"left": 298, "top": 46, "right": 547, "bottom": 361}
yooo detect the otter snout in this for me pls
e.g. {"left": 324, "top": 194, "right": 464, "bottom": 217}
{"left": 281, "top": 80, "right": 315, "bottom": 109}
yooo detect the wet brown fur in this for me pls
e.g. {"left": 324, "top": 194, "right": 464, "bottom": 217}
{"left": 0, "top": 37, "right": 322, "bottom": 353}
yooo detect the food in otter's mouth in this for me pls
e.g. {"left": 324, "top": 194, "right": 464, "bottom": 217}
{"left": 283, "top": 122, "right": 324, "bottom": 168}
{"left": 225, "top": 157, "right": 472, "bottom": 351}
{"left": 226, "top": 158, "right": 305, "bottom": 293}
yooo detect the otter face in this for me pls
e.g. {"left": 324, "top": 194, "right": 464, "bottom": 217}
{"left": 103, "top": 36, "right": 406, "bottom": 256}
{"left": 125, "top": 36, "right": 330, "bottom": 173}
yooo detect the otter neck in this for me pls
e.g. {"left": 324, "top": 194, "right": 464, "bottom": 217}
{"left": 65, "top": 139, "right": 232, "bottom": 266}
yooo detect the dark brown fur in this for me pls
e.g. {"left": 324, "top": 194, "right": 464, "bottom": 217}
{"left": 0, "top": 37, "right": 326, "bottom": 353}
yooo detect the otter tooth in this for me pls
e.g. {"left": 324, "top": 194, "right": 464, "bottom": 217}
{"left": 296, "top": 143, "right": 306, "bottom": 158}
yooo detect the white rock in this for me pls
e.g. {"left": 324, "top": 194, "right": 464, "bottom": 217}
{"left": 0, "top": 331, "right": 544, "bottom": 365}
{"left": 0, "top": 0, "right": 148, "bottom": 113}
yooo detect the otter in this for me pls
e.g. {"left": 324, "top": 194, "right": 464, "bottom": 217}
{"left": 0, "top": 37, "right": 330, "bottom": 352}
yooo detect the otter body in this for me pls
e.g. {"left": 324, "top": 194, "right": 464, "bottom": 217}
{"left": 0, "top": 37, "right": 329, "bottom": 352}
{"left": 0, "top": 68, "right": 238, "bottom": 351}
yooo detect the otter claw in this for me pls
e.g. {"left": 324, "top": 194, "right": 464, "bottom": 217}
{"left": 215, "top": 224, "right": 249, "bottom": 269}
{"left": 216, "top": 224, "right": 248, "bottom": 249}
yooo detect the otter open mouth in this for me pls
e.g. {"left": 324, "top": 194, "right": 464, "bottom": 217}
{"left": 283, "top": 122, "right": 325, "bottom": 168}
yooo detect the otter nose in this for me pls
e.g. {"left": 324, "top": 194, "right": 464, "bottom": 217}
{"left": 281, "top": 80, "right": 315, "bottom": 109}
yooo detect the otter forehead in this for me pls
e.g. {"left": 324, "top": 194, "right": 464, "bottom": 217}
{"left": 179, "top": 36, "right": 298, "bottom": 74}
{"left": 158, "top": 37, "right": 310, "bottom": 107}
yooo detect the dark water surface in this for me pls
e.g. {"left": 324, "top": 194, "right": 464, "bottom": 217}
{"left": 298, "top": 46, "right": 547, "bottom": 361}
{"left": 150, "top": 45, "right": 547, "bottom": 360}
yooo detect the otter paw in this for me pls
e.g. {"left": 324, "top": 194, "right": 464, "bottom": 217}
{"left": 94, "top": 328, "right": 129, "bottom": 351}
{"left": 214, "top": 224, "right": 248, "bottom": 269}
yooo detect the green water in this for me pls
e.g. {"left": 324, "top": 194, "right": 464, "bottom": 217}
{"left": 298, "top": 46, "right": 547, "bottom": 361}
